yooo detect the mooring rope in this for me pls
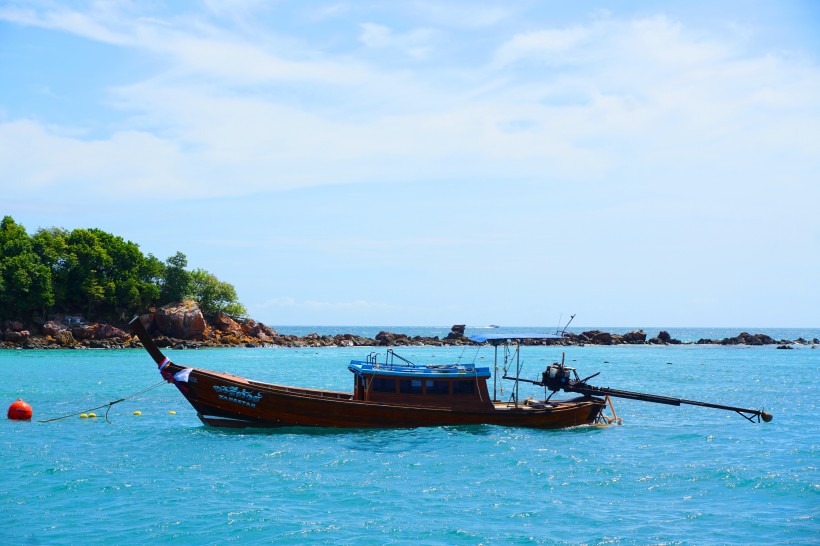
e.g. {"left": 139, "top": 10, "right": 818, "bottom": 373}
{"left": 37, "top": 380, "right": 169, "bottom": 424}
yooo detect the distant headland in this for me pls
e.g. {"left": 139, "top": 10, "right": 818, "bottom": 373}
{"left": 1, "top": 301, "right": 816, "bottom": 350}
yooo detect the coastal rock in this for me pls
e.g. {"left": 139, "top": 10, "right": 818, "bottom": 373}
{"left": 720, "top": 332, "right": 776, "bottom": 346}
{"left": 333, "top": 334, "right": 374, "bottom": 347}
{"left": 582, "top": 330, "right": 614, "bottom": 345}
{"left": 220, "top": 333, "right": 242, "bottom": 345}
{"left": 239, "top": 318, "right": 260, "bottom": 336}
{"left": 622, "top": 330, "right": 647, "bottom": 344}
{"left": 2, "top": 320, "right": 24, "bottom": 332}
{"left": 376, "top": 331, "right": 410, "bottom": 346}
{"left": 154, "top": 300, "right": 206, "bottom": 340}
{"left": 446, "top": 324, "right": 466, "bottom": 340}
{"left": 213, "top": 313, "right": 242, "bottom": 335}
{"left": 649, "top": 331, "right": 681, "bottom": 345}
{"left": 240, "top": 318, "right": 279, "bottom": 341}
{"left": 4, "top": 329, "right": 29, "bottom": 342}
{"left": 42, "top": 320, "right": 67, "bottom": 337}
{"left": 89, "top": 323, "right": 129, "bottom": 341}
{"left": 72, "top": 325, "right": 95, "bottom": 340}
{"left": 54, "top": 329, "right": 75, "bottom": 347}
{"left": 22, "top": 336, "right": 52, "bottom": 349}
{"left": 153, "top": 336, "right": 175, "bottom": 348}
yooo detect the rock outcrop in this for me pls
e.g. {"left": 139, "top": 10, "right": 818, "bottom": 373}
{"left": 54, "top": 329, "right": 76, "bottom": 347}
{"left": 3, "top": 329, "right": 30, "bottom": 342}
{"left": 42, "top": 320, "right": 66, "bottom": 337}
{"left": 154, "top": 300, "right": 207, "bottom": 340}
{"left": 648, "top": 331, "right": 682, "bottom": 344}
{"left": 720, "top": 332, "right": 776, "bottom": 346}
{"left": 239, "top": 318, "right": 278, "bottom": 342}
{"left": 580, "top": 330, "right": 614, "bottom": 345}
{"left": 213, "top": 312, "right": 242, "bottom": 335}
{"left": 134, "top": 303, "right": 283, "bottom": 347}
{"left": 0, "top": 307, "right": 808, "bottom": 350}
{"left": 622, "top": 330, "right": 647, "bottom": 344}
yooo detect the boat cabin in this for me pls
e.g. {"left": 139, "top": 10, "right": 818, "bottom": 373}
{"left": 348, "top": 351, "right": 493, "bottom": 409}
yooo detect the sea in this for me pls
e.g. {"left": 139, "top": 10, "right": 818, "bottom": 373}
{"left": 1, "top": 326, "right": 817, "bottom": 545}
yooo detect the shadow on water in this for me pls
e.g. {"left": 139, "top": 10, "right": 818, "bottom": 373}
{"left": 186, "top": 421, "right": 609, "bottom": 440}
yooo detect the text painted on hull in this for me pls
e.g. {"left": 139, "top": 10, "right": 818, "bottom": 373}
{"left": 213, "top": 385, "right": 263, "bottom": 407}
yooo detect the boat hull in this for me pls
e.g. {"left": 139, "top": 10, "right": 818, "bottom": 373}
{"left": 165, "top": 363, "right": 605, "bottom": 429}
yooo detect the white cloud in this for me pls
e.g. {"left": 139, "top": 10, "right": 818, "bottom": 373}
{"left": 1, "top": 5, "right": 818, "bottom": 216}
{"left": 358, "top": 23, "right": 436, "bottom": 59}
{"left": 492, "top": 27, "right": 590, "bottom": 67}
{"left": 308, "top": 3, "right": 350, "bottom": 21}
{"left": 359, "top": 22, "right": 390, "bottom": 48}
{"left": 0, "top": 120, "right": 189, "bottom": 199}
{"left": 412, "top": 1, "right": 513, "bottom": 29}
{"left": 3, "top": 3, "right": 818, "bottom": 326}
{"left": 0, "top": 3, "right": 141, "bottom": 46}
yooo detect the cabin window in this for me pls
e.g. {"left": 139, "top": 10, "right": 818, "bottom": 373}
{"left": 372, "top": 377, "right": 396, "bottom": 393}
{"left": 399, "top": 379, "right": 423, "bottom": 394}
{"left": 425, "top": 380, "right": 450, "bottom": 394}
{"left": 452, "top": 380, "right": 475, "bottom": 395}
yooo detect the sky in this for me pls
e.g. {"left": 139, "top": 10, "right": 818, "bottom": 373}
{"left": 1, "top": 1, "right": 819, "bottom": 328}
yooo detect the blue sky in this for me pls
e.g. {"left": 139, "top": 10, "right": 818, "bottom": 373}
{"left": 2, "top": 1, "right": 818, "bottom": 327}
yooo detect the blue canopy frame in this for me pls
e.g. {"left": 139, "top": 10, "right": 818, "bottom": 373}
{"left": 469, "top": 333, "right": 565, "bottom": 406}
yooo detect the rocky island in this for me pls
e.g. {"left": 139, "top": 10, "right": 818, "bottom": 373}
{"left": 1, "top": 300, "right": 816, "bottom": 350}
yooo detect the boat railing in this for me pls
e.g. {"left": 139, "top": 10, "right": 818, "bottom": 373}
{"left": 366, "top": 349, "right": 417, "bottom": 369}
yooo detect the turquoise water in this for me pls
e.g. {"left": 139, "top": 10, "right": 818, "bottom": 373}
{"left": 1, "top": 339, "right": 817, "bottom": 544}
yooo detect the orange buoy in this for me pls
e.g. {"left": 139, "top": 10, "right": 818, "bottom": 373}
{"left": 7, "top": 399, "right": 33, "bottom": 420}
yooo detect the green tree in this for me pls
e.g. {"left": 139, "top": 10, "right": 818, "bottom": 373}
{"left": 189, "top": 268, "right": 247, "bottom": 318}
{"left": 59, "top": 228, "right": 114, "bottom": 317}
{"left": 160, "top": 251, "right": 192, "bottom": 304}
{"left": 0, "top": 218, "right": 246, "bottom": 322}
{"left": 47, "top": 228, "right": 159, "bottom": 320}
{"left": 138, "top": 253, "right": 164, "bottom": 308}
{"left": 32, "top": 227, "right": 69, "bottom": 310}
{"left": 0, "top": 216, "right": 54, "bottom": 319}
{"left": 31, "top": 227, "right": 68, "bottom": 269}
{"left": 89, "top": 229, "right": 160, "bottom": 319}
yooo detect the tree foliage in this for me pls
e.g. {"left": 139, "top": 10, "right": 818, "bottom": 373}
{"left": 0, "top": 216, "right": 246, "bottom": 323}
{"left": 190, "top": 269, "right": 247, "bottom": 318}
{"left": 0, "top": 217, "right": 54, "bottom": 318}
{"left": 160, "top": 251, "right": 191, "bottom": 304}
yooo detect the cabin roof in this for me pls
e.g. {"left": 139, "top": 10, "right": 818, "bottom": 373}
{"left": 349, "top": 361, "right": 491, "bottom": 379}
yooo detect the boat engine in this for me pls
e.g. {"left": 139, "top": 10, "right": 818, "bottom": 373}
{"left": 540, "top": 362, "right": 575, "bottom": 392}
{"left": 527, "top": 355, "right": 772, "bottom": 423}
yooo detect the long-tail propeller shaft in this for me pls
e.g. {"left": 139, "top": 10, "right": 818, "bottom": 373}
{"left": 528, "top": 359, "right": 772, "bottom": 423}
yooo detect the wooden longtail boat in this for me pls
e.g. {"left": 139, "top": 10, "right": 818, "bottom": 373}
{"left": 129, "top": 318, "right": 772, "bottom": 429}
{"left": 130, "top": 318, "right": 604, "bottom": 428}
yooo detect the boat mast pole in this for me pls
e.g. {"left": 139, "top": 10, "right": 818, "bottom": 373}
{"left": 514, "top": 339, "right": 520, "bottom": 407}
{"left": 493, "top": 344, "right": 498, "bottom": 402}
